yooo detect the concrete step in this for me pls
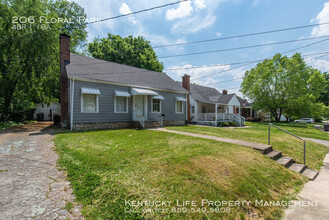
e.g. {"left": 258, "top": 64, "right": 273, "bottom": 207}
{"left": 288, "top": 163, "right": 306, "bottom": 173}
{"left": 265, "top": 150, "right": 282, "bottom": 160}
{"left": 253, "top": 144, "right": 273, "bottom": 154}
{"left": 302, "top": 168, "right": 319, "bottom": 180}
{"left": 276, "top": 156, "right": 293, "bottom": 168}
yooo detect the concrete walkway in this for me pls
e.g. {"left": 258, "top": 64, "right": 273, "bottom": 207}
{"left": 305, "top": 137, "right": 329, "bottom": 148}
{"left": 152, "top": 128, "right": 272, "bottom": 153}
{"left": 284, "top": 153, "right": 329, "bottom": 220}
{"left": 0, "top": 122, "right": 82, "bottom": 219}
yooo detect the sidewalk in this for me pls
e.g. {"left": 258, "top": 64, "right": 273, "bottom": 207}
{"left": 284, "top": 154, "right": 329, "bottom": 219}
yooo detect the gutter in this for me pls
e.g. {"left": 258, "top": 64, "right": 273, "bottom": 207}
{"left": 70, "top": 78, "right": 75, "bottom": 130}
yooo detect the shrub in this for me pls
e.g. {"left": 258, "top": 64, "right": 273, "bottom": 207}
{"left": 229, "top": 122, "right": 238, "bottom": 127}
{"left": 217, "top": 122, "right": 230, "bottom": 127}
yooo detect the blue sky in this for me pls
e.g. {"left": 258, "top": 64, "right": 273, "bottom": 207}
{"left": 74, "top": 0, "right": 329, "bottom": 97}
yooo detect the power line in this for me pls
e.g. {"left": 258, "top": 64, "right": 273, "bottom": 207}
{"left": 192, "top": 37, "right": 329, "bottom": 82}
{"left": 65, "top": 51, "right": 329, "bottom": 72}
{"left": 153, "top": 21, "right": 329, "bottom": 48}
{"left": 86, "top": 0, "right": 187, "bottom": 24}
{"left": 165, "top": 51, "right": 329, "bottom": 71}
{"left": 159, "top": 35, "right": 329, "bottom": 59}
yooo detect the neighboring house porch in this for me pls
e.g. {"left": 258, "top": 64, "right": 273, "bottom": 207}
{"left": 191, "top": 101, "right": 246, "bottom": 126}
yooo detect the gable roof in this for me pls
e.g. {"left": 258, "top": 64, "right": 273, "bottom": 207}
{"left": 189, "top": 84, "right": 221, "bottom": 103}
{"left": 217, "top": 94, "right": 235, "bottom": 104}
{"left": 189, "top": 84, "right": 251, "bottom": 105}
{"left": 66, "top": 53, "right": 188, "bottom": 93}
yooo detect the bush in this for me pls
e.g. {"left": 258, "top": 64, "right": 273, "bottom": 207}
{"left": 217, "top": 122, "right": 230, "bottom": 127}
{"left": 229, "top": 122, "right": 238, "bottom": 127}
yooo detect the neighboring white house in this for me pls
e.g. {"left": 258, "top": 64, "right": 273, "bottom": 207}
{"left": 33, "top": 102, "right": 61, "bottom": 121}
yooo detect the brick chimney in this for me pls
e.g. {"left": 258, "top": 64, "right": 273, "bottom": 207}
{"left": 222, "top": 90, "right": 227, "bottom": 95}
{"left": 182, "top": 74, "right": 190, "bottom": 92}
{"left": 182, "top": 74, "right": 191, "bottom": 122}
{"left": 60, "top": 34, "right": 70, "bottom": 127}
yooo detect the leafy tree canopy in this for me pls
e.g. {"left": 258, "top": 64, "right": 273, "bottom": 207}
{"left": 0, "top": 0, "right": 87, "bottom": 121}
{"left": 241, "top": 53, "right": 326, "bottom": 121}
{"left": 88, "top": 34, "right": 164, "bottom": 72}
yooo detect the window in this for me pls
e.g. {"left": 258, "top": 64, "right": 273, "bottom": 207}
{"left": 202, "top": 106, "right": 206, "bottom": 113}
{"left": 191, "top": 106, "right": 195, "bottom": 114}
{"left": 115, "top": 96, "right": 128, "bottom": 113}
{"left": 152, "top": 99, "right": 161, "bottom": 112}
{"left": 81, "top": 94, "right": 98, "bottom": 113}
{"left": 176, "top": 101, "right": 183, "bottom": 114}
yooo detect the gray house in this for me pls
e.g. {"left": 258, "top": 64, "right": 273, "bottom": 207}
{"left": 60, "top": 34, "right": 188, "bottom": 130}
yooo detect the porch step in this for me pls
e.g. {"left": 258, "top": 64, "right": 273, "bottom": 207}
{"left": 276, "top": 156, "right": 293, "bottom": 168}
{"left": 265, "top": 150, "right": 282, "bottom": 160}
{"left": 301, "top": 169, "right": 319, "bottom": 180}
{"left": 288, "top": 163, "right": 306, "bottom": 173}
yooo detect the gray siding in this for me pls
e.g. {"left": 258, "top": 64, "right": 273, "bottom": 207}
{"left": 72, "top": 80, "right": 186, "bottom": 123}
{"left": 148, "top": 91, "right": 186, "bottom": 121}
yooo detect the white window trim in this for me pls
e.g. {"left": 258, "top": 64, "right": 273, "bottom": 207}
{"left": 151, "top": 99, "right": 162, "bottom": 113}
{"left": 81, "top": 94, "right": 99, "bottom": 113}
{"left": 114, "top": 96, "right": 129, "bottom": 113}
{"left": 175, "top": 101, "right": 184, "bottom": 114}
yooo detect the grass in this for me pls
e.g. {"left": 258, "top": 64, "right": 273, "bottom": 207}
{"left": 0, "top": 120, "right": 36, "bottom": 131}
{"left": 0, "top": 121, "right": 21, "bottom": 131}
{"left": 167, "top": 122, "right": 329, "bottom": 170}
{"left": 65, "top": 201, "right": 74, "bottom": 212}
{"left": 55, "top": 129, "right": 307, "bottom": 219}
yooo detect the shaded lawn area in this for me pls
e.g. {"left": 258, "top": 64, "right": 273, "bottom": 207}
{"left": 0, "top": 121, "right": 21, "bottom": 131}
{"left": 55, "top": 129, "right": 306, "bottom": 219}
{"left": 167, "top": 122, "right": 329, "bottom": 170}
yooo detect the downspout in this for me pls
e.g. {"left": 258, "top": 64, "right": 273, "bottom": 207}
{"left": 185, "top": 93, "right": 188, "bottom": 121}
{"left": 70, "top": 78, "right": 75, "bottom": 130}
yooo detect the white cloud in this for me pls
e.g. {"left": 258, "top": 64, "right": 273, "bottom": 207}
{"left": 311, "top": 2, "right": 329, "bottom": 37}
{"left": 165, "top": 63, "right": 230, "bottom": 82}
{"left": 168, "top": 0, "right": 225, "bottom": 34}
{"left": 166, "top": 1, "right": 193, "bottom": 20}
{"left": 119, "top": 3, "right": 132, "bottom": 14}
{"left": 251, "top": 0, "right": 261, "bottom": 8}
{"left": 119, "top": 3, "right": 137, "bottom": 24}
{"left": 216, "top": 32, "right": 222, "bottom": 37}
{"left": 171, "top": 14, "right": 216, "bottom": 34}
{"left": 306, "top": 57, "right": 329, "bottom": 72}
{"left": 195, "top": 0, "right": 207, "bottom": 9}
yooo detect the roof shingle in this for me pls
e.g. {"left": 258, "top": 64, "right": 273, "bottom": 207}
{"left": 66, "top": 53, "right": 188, "bottom": 93}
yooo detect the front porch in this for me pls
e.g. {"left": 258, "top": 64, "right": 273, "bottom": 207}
{"left": 191, "top": 102, "right": 245, "bottom": 126}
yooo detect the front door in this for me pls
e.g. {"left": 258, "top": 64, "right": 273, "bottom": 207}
{"left": 133, "top": 95, "right": 147, "bottom": 121}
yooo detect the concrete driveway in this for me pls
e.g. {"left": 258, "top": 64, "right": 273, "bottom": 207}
{"left": 0, "top": 122, "right": 82, "bottom": 219}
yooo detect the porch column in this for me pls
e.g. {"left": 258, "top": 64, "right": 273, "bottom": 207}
{"left": 215, "top": 103, "right": 218, "bottom": 123}
{"left": 250, "top": 107, "right": 252, "bottom": 117}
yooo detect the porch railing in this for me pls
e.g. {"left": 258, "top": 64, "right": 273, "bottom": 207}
{"left": 196, "top": 113, "right": 245, "bottom": 126}
{"left": 136, "top": 110, "right": 145, "bottom": 129}
{"left": 153, "top": 111, "right": 164, "bottom": 127}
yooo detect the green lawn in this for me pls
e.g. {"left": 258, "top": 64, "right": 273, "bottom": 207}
{"left": 167, "top": 122, "right": 329, "bottom": 170}
{"left": 55, "top": 129, "right": 306, "bottom": 219}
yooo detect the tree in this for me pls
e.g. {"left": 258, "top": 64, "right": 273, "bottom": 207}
{"left": 241, "top": 53, "right": 326, "bottom": 122}
{"left": 88, "top": 34, "right": 164, "bottom": 72}
{"left": 0, "top": 0, "right": 87, "bottom": 121}
{"left": 318, "top": 72, "right": 329, "bottom": 106}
